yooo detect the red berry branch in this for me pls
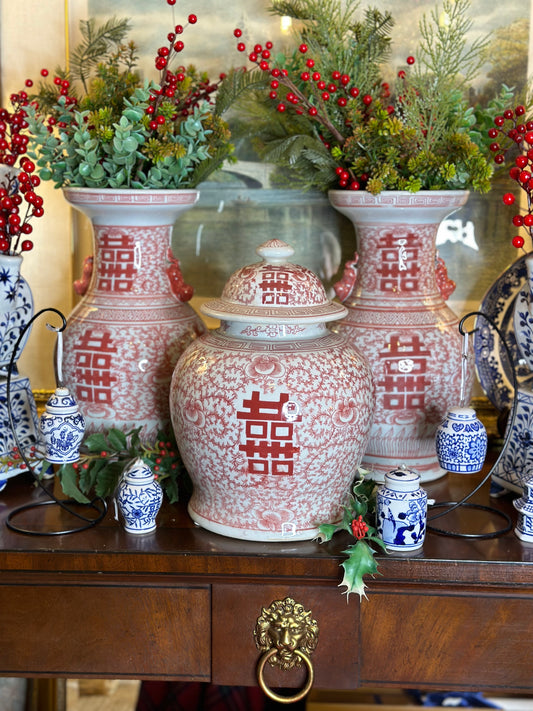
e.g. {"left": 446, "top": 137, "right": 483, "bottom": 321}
{"left": 232, "top": 27, "right": 412, "bottom": 191}
{"left": 489, "top": 104, "right": 533, "bottom": 254}
{"left": 0, "top": 94, "right": 44, "bottom": 255}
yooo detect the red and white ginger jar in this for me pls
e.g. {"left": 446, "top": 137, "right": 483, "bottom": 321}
{"left": 170, "top": 239, "right": 375, "bottom": 541}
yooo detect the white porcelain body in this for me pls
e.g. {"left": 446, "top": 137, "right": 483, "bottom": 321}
{"left": 376, "top": 467, "right": 428, "bottom": 551}
{"left": 0, "top": 254, "right": 33, "bottom": 371}
{"left": 61, "top": 188, "right": 206, "bottom": 438}
{"left": 435, "top": 406, "right": 488, "bottom": 473}
{"left": 171, "top": 325, "right": 374, "bottom": 541}
{"left": 117, "top": 457, "right": 163, "bottom": 534}
{"left": 39, "top": 387, "right": 85, "bottom": 464}
{"left": 329, "top": 190, "right": 474, "bottom": 483}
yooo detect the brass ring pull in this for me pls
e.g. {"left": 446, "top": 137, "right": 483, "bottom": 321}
{"left": 253, "top": 597, "right": 319, "bottom": 705}
{"left": 257, "top": 647, "right": 314, "bottom": 705}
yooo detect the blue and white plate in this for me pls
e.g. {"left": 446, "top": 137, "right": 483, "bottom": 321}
{"left": 474, "top": 254, "right": 533, "bottom": 412}
{"left": 513, "top": 277, "right": 533, "bottom": 372}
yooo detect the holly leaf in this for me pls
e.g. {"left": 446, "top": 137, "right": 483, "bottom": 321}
{"left": 339, "top": 540, "right": 380, "bottom": 601}
{"left": 316, "top": 523, "right": 340, "bottom": 542}
{"left": 55, "top": 463, "right": 91, "bottom": 504}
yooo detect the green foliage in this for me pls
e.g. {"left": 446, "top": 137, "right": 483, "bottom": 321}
{"left": 232, "top": 0, "right": 520, "bottom": 194}
{"left": 24, "top": 18, "right": 235, "bottom": 189}
{"left": 47, "top": 426, "right": 186, "bottom": 504}
{"left": 317, "top": 474, "right": 386, "bottom": 600}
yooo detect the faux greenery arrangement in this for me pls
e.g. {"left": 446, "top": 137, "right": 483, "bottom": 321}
{"left": 50, "top": 426, "right": 185, "bottom": 505}
{"left": 317, "top": 473, "right": 385, "bottom": 599}
{"left": 7, "top": 3, "right": 234, "bottom": 190}
{"left": 229, "top": 0, "right": 518, "bottom": 194}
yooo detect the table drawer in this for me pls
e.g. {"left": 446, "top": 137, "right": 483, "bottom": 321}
{"left": 212, "top": 583, "right": 359, "bottom": 690}
{"left": 0, "top": 581, "right": 211, "bottom": 679}
{"left": 360, "top": 590, "right": 533, "bottom": 693}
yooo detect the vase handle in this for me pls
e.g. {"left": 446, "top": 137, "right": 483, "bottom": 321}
{"left": 73, "top": 255, "right": 94, "bottom": 296}
{"left": 333, "top": 252, "right": 359, "bottom": 303}
{"left": 435, "top": 253, "right": 456, "bottom": 301}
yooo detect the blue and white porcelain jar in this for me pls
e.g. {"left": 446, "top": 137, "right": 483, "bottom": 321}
{"left": 117, "top": 457, "right": 163, "bottom": 534}
{"left": 513, "top": 481, "right": 533, "bottom": 543}
{"left": 39, "top": 386, "right": 85, "bottom": 464}
{"left": 376, "top": 467, "right": 428, "bottom": 551}
{"left": 435, "top": 406, "right": 487, "bottom": 474}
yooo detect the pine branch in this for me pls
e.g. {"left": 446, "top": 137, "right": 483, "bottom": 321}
{"left": 70, "top": 17, "right": 132, "bottom": 94}
{"left": 215, "top": 67, "right": 271, "bottom": 116}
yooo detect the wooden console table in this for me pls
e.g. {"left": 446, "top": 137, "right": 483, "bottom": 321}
{"left": 0, "top": 466, "right": 531, "bottom": 701}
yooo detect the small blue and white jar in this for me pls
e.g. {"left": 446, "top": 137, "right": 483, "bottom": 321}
{"left": 435, "top": 406, "right": 487, "bottom": 474}
{"left": 39, "top": 386, "right": 85, "bottom": 464}
{"left": 513, "top": 481, "right": 533, "bottom": 543}
{"left": 117, "top": 457, "right": 163, "bottom": 534}
{"left": 376, "top": 467, "right": 428, "bottom": 551}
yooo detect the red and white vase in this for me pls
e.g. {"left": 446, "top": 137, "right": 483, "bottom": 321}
{"left": 61, "top": 188, "right": 206, "bottom": 438}
{"left": 170, "top": 239, "right": 375, "bottom": 541}
{"left": 330, "top": 190, "right": 474, "bottom": 483}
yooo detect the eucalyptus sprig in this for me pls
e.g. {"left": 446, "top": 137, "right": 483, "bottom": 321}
{"left": 317, "top": 473, "right": 386, "bottom": 600}
{"left": 50, "top": 426, "right": 186, "bottom": 505}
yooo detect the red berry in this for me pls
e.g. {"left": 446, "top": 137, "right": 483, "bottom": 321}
{"left": 494, "top": 116, "right": 505, "bottom": 127}
{"left": 362, "top": 94, "right": 372, "bottom": 105}
{"left": 40, "top": 68, "right": 49, "bottom": 77}
{"left": 277, "top": 103, "right": 286, "bottom": 112}
{"left": 525, "top": 132, "right": 533, "bottom": 145}
{"left": 301, "top": 71, "right": 310, "bottom": 81}
{"left": 488, "top": 128, "right": 499, "bottom": 139}
{"left": 337, "top": 97, "right": 347, "bottom": 107}
{"left": 513, "top": 215, "right": 524, "bottom": 226}
{"left": 406, "top": 56, "right": 415, "bottom": 64}
{"left": 269, "top": 91, "right": 277, "bottom": 100}
{"left": 174, "top": 41, "right": 184, "bottom": 52}
{"left": 349, "top": 87, "right": 359, "bottom": 98}
{"left": 308, "top": 106, "right": 318, "bottom": 116}
{"left": 503, "top": 192, "right": 516, "bottom": 205}
{"left": 299, "top": 43, "right": 308, "bottom": 53}
{"left": 237, "top": 42, "right": 246, "bottom": 52}
{"left": 512, "top": 235, "right": 525, "bottom": 248}
{"left": 321, "top": 92, "right": 330, "bottom": 101}
{"left": 306, "top": 58, "right": 315, "bottom": 68}
{"left": 312, "top": 72, "right": 321, "bottom": 81}
{"left": 234, "top": 28, "right": 242, "bottom": 38}
{"left": 188, "top": 14, "right": 197, "bottom": 24}
{"left": 524, "top": 214, "right": 533, "bottom": 227}
{"left": 21, "top": 239, "right": 33, "bottom": 252}
{"left": 494, "top": 154, "right": 505, "bottom": 164}
{"left": 167, "top": 0, "right": 177, "bottom": 4}
{"left": 489, "top": 142, "right": 500, "bottom": 152}
{"left": 516, "top": 155, "right": 529, "bottom": 168}
{"left": 503, "top": 109, "right": 514, "bottom": 120}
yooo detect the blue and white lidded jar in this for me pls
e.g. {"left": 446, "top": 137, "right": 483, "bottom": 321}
{"left": 435, "top": 406, "right": 487, "bottom": 474}
{"left": 39, "top": 386, "right": 85, "bottom": 464}
{"left": 513, "top": 481, "right": 533, "bottom": 544}
{"left": 376, "top": 466, "right": 428, "bottom": 551}
{"left": 117, "top": 457, "right": 163, "bottom": 534}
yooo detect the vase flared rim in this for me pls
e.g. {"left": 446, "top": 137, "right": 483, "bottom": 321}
{"left": 62, "top": 186, "right": 200, "bottom": 207}
{"left": 328, "top": 189, "right": 469, "bottom": 209}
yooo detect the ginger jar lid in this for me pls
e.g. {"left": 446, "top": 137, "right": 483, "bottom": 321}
{"left": 201, "top": 239, "right": 347, "bottom": 324}
{"left": 384, "top": 466, "right": 421, "bottom": 493}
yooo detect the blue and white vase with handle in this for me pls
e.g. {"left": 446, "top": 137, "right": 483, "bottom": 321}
{"left": 117, "top": 457, "right": 163, "bottom": 534}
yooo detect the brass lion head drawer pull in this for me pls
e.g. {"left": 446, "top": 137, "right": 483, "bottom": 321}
{"left": 253, "top": 597, "right": 318, "bottom": 704}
